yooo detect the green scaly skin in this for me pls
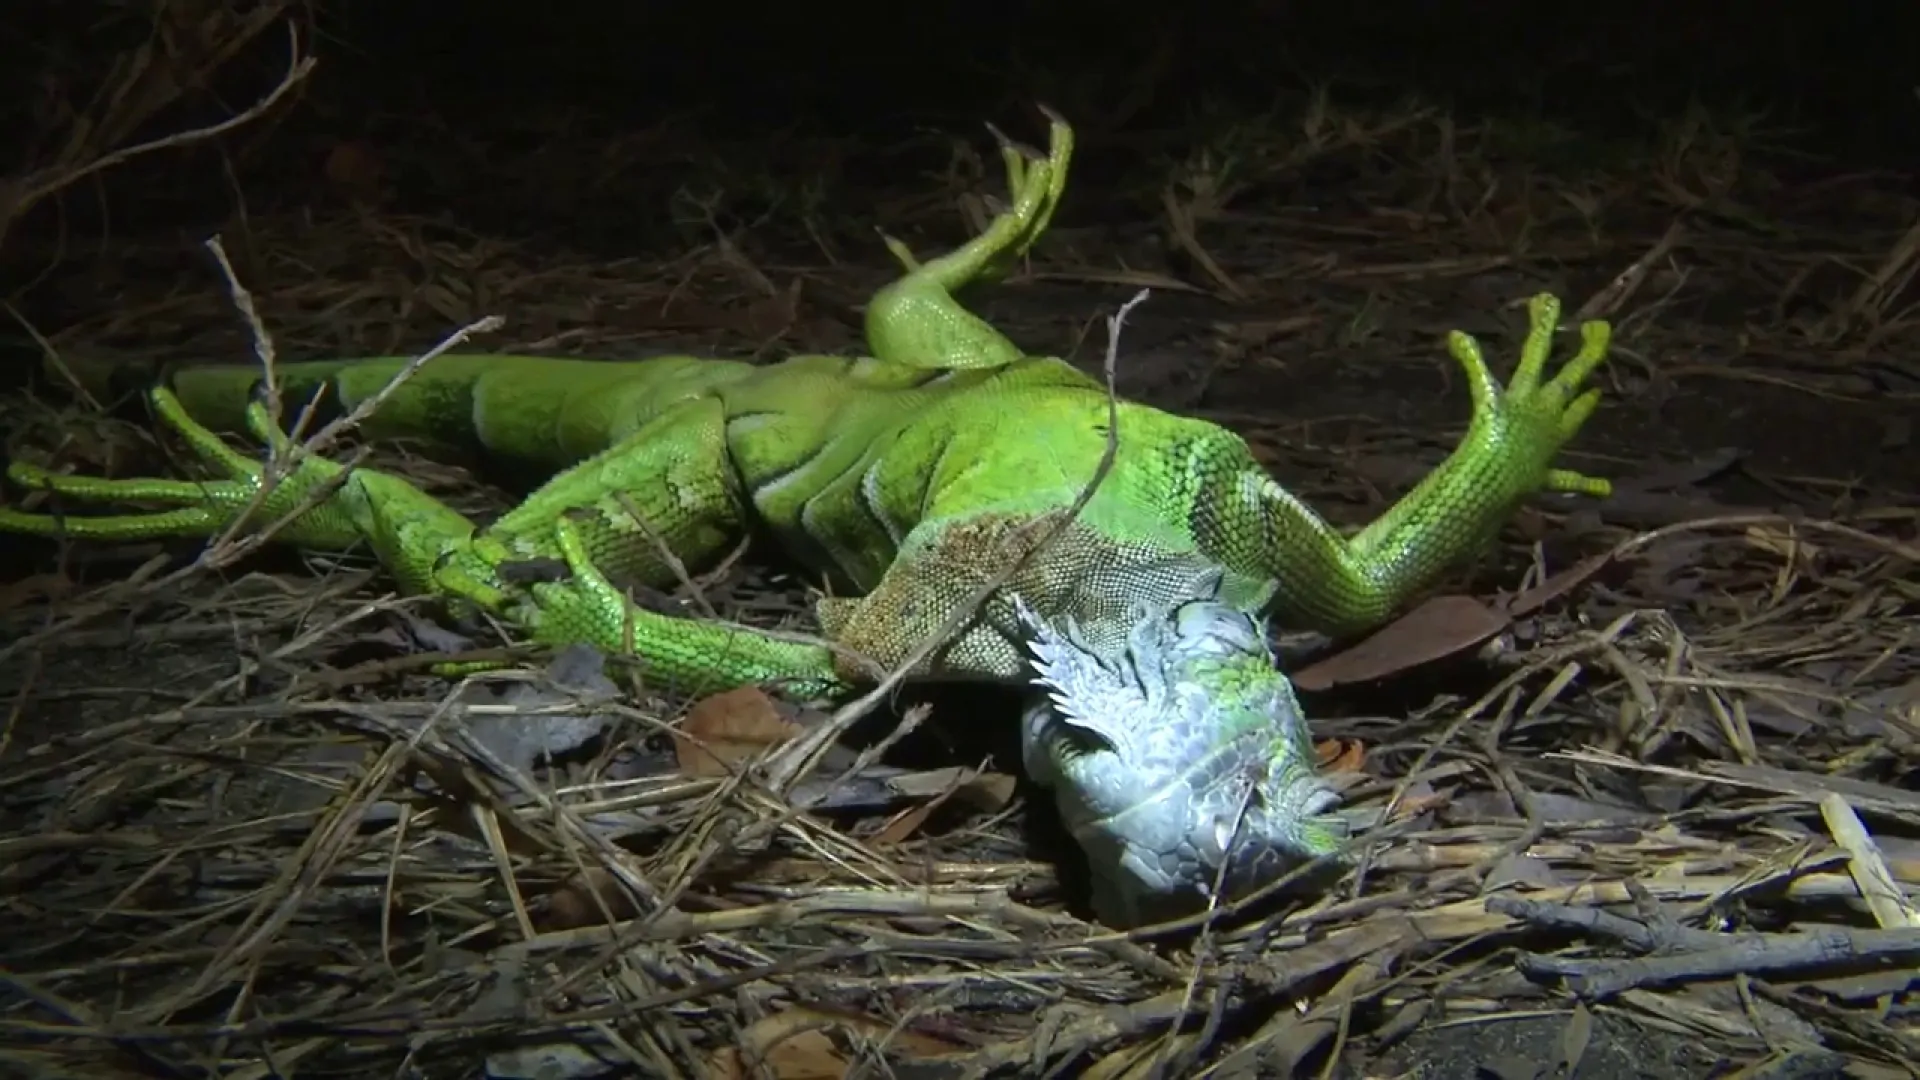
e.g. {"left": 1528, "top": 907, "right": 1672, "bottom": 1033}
{"left": 0, "top": 113, "right": 1613, "bottom": 926}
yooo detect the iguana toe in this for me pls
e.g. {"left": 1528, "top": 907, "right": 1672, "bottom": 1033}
{"left": 1443, "top": 291, "right": 1613, "bottom": 501}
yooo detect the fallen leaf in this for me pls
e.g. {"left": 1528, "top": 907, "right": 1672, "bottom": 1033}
{"left": 742, "top": 277, "right": 804, "bottom": 341}
{"left": 1504, "top": 552, "right": 1613, "bottom": 618}
{"left": 1614, "top": 445, "right": 1746, "bottom": 492}
{"left": 1292, "top": 594, "right": 1510, "bottom": 691}
{"left": 709, "top": 1006, "right": 965, "bottom": 1079}
{"left": 880, "top": 766, "right": 1016, "bottom": 808}
{"left": 542, "top": 868, "right": 644, "bottom": 930}
{"left": 711, "top": 1029, "right": 844, "bottom": 1080}
{"left": 1560, "top": 1000, "right": 1594, "bottom": 1078}
{"left": 673, "top": 686, "right": 803, "bottom": 777}
{"left": 1316, "top": 739, "right": 1367, "bottom": 773}
{"left": 323, "top": 139, "right": 386, "bottom": 199}
{"left": 0, "top": 572, "right": 70, "bottom": 615}
{"left": 869, "top": 767, "right": 1020, "bottom": 847}
{"left": 454, "top": 644, "right": 619, "bottom": 773}
{"left": 1386, "top": 787, "right": 1450, "bottom": 819}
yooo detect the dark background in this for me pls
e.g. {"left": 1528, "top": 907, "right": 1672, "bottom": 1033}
{"left": 2, "top": 1, "right": 1917, "bottom": 491}
{"left": 6, "top": 1, "right": 1917, "bottom": 266}
{"left": 318, "top": 1, "right": 1913, "bottom": 148}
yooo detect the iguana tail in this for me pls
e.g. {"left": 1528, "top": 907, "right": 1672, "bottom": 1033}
{"left": 89, "top": 354, "right": 757, "bottom": 472}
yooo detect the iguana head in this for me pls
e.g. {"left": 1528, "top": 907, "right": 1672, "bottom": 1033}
{"left": 1012, "top": 572, "right": 1349, "bottom": 926}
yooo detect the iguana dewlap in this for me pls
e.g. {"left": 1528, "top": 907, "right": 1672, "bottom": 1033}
{"left": 0, "top": 112, "right": 1613, "bottom": 927}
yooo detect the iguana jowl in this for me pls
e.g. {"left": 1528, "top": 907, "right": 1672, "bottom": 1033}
{"left": 0, "top": 112, "right": 1613, "bottom": 927}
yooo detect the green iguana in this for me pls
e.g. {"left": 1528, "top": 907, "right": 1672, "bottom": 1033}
{"left": 0, "top": 113, "right": 1613, "bottom": 927}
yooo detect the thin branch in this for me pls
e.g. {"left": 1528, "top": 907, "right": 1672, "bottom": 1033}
{"left": 15, "top": 24, "right": 315, "bottom": 222}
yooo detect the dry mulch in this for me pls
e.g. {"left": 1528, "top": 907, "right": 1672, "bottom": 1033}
{"left": 3, "top": 82, "right": 1918, "bottom": 1080}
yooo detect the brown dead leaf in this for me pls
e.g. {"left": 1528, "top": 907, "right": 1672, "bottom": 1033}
{"left": 1505, "top": 552, "right": 1613, "bottom": 618}
{"left": 1508, "top": 504, "right": 1554, "bottom": 543}
{"left": 710, "top": 1028, "right": 844, "bottom": 1080}
{"left": 870, "top": 767, "right": 1015, "bottom": 847}
{"left": 872, "top": 797, "right": 942, "bottom": 848}
{"left": 742, "top": 277, "right": 803, "bottom": 341}
{"left": 541, "top": 868, "right": 642, "bottom": 930}
{"left": 672, "top": 687, "right": 803, "bottom": 777}
{"left": 1385, "top": 787, "right": 1451, "bottom": 821}
{"left": 960, "top": 770, "right": 1018, "bottom": 809}
{"left": 0, "top": 572, "right": 71, "bottom": 615}
{"left": 709, "top": 1006, "right": 966, "bottom": 1079}
{"left": 880, "top": 767, "right": 1018, "bottom": 809}
{"left": 1292, "top": 594, "right": 1510, "bottom": 691}
{"left": 1316, "top": 738, "right": 1367, "bottom": 773}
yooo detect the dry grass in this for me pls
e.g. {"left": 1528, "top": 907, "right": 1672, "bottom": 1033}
{"left": 2, "top": 13, "right": 1918, "bottom": 1079}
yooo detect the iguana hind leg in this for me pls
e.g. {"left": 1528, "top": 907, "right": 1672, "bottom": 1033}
{"left": 862, "top": 110, "right": 1074, "bottom": 372}
{"left": 1, "top": 387, "right": 476, "bottom": 593}
{"left": 2, "top": 385, "right": 843, "bottom": 695}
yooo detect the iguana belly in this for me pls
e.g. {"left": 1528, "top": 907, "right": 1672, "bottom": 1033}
{"left": 713, "top": 354, "right": 1120, "bottom": 591}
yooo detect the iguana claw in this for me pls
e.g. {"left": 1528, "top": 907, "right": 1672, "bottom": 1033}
{"left": 860, "top": 111, "right": 1074, "bottom": 372}
{"left": 875, "top": 107, "right": 1072, "bottom": 291}
{"left": 2, "top": 387, "right": 370, "bottom": 551}
{"left": 1446, "top": 293, "right": 1613, "bottom": 500}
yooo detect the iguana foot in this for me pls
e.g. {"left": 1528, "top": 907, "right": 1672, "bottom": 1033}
{"left": 2, "top": 384, "right": 846, "bottom": 696}
{"left": 877, "top": 106, "right": 1072, "bottom": 289}
{"left": 863, "top": 109, "right": 1074, "bottom": 371}
{"left": 1243, "top": 291, "right": 1615, "bottom": 636}
{"left": 1444, "top": 292, "right": 1612, "bottom": 499}
{"left": 0, "top": 387, "right": 476, "bottom": 594}
{"left": 466, "top": 514, "right": 846, "bottom": 697}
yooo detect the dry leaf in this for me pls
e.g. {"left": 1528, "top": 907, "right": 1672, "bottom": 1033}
{"left": 742, "top": 277, "right": 803, "bottom": 340}
{"left": 1505, "top": 551, "right": 1612, "bottom": 617}
{"left": 872, "top": 768, "right": 1020, "bottom": 847}
{"left": 1292, "top": 594, "right": 1510, "bottom": 691}
{"left": 873, "top": 777, "right": 958, "bottom": 847}
{"left": 709, "top": 1006, "right": 965, "bottom": 1079}
{"left": 0, "top": 572, "right": 70, "bottom": 615}
{"left": 1316, "top": 738, "right": 1367, "bottom": 773}
{"left": 711, "top": 1029, "right": 844, "bottom": 1080}
{"left": 673, "top": 686, "right": 803, "bottom": 777}
{"left": 1560, "top": 1000, "right": 1594, "bottom": 1076}
{"left": 542, "top": 868, "right": 643, "bottom": 930}
{"left": 322, "top": 139, "right": 386, "bottom": 201}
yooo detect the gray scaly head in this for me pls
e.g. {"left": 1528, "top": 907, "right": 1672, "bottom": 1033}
{"left": 1012, "top": 571, "right": 1348, "bottom": 926}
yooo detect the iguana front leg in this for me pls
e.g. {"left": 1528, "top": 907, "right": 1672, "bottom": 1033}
{"left": 861, "top": 109, "right": 1073, "bottom": 372}
{"left": 1, "top": 388, "right": 845, "bottom": 696}
{"left": 1236, "top": 293, "right": 1614, "bottom": 636}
